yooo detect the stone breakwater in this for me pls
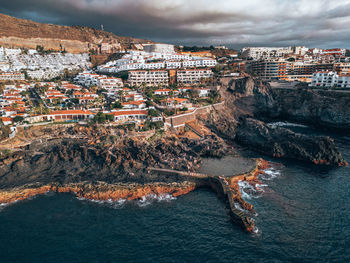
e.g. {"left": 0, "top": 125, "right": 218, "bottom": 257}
{"left": 213, "top": 159, "right": 270, "bottom": 232}
{"left": 148, "top": 159, "right": 269, "bottom": 232}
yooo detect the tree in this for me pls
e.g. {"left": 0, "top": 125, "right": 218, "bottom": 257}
{"left": 148, "top": 109, "right": 160, "bottom": 117}
{"left": 112, "top": 101, "right": 122, "bottom": 109}
{"left": 71, "top": 98, "right": 79, "bottom": 104}
{"left": 93, "top": 112, "right": 113, "bottom": 123}
{"left": 36, "top": 45, "right": 45, "bottom": 54}
{"left": 13, "top": 116, "right": 24, "bottom": 123}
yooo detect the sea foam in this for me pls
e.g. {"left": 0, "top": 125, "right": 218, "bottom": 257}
{"left": 137, "top": 194, "right": 176, "bottom": 207}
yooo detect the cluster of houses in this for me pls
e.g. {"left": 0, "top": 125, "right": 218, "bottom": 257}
{"left": 0, "top": 84, "right": 30, "bottom": 125}
{"left": 97, "top": 44, "right": 217, "bottom": 74}
{"left": 0, "top": 44, "right": 221, "bottom": 136}
{"left": 0, "top": 46, "right": 91, "bottom": 80}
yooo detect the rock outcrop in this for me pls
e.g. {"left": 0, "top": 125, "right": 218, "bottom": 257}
{"left": 0, "top": 182, "right": 196, "bottom": 205}
{"left": 207, "top": 76, "right": 348, "bottom": 166}
{"left": 0, "top": 134, "right": 230, "bottom": 190}
{"left": 236, "top": 118, "right": 347, "bottom": 166}
{"left": 269, "top": 88, "right": 350, "bottom": 130}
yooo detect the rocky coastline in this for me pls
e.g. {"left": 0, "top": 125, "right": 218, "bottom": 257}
{"left": 0, "top": 75, "right": 349, "bottom": 232}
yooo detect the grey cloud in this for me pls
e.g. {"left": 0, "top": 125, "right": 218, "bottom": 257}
{"left": 0, "top": 0, "right": 349, "bottom": 48}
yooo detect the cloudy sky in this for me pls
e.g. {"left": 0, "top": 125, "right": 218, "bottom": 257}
{"left": 1, "top": 0, "right": 350, "bottom": 48}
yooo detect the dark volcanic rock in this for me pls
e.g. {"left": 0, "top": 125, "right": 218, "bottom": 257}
{"left": 270, "top": 88, "right": 350, "bottom": 130}
{"left": 0, "top": 135, "right": 230, "bottom": 190}
{"left": 236, "top": 118, "right": 347, "bottom": 166}
{"left": 208, "top": 76, "right": 348, "bottom": 165}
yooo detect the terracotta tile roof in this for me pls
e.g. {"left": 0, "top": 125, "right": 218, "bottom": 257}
{"left": 122, "top": 100, "right": 146, "bottom": 106}
{"left": 48, "top": 110, "right": 93, "bottom": 115}
{"left": 110, "top": 110, "right": 148, "bottom": 116}
{"left": 1, "top": 117, "right": 12, "bottom": 122}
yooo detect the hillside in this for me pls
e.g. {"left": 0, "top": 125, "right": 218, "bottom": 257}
{"left": 0, "top": 13, "right": 153, "bottom": 53}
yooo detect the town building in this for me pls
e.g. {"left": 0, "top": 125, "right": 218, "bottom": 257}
{"left": 110, "top": 110, "right": 148, "bottom": 122}
{"left": 250, "top": 60, "right": 287, "bottom": 81}
{"left": 128, "top": 70, "right": 169, "bottom": 86}
{"left": 0, "top": 72, "right": 25, "bottom": 81}
{"left": 310, "top": 71, "right": 350, "bottom": 88}
{"left": 176, "top": 69, "right": 214, "bottom": 84}
{"left": 241, "top": 47, "right": 293, "bottom": 60}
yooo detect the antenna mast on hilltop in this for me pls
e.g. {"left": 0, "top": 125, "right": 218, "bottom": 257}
{"left": 101, "top": 24, "right": 104, "bottom": 31}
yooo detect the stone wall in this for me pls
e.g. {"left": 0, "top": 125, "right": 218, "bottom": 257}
{"left": 164, "top": 102, "right": 224, "bottom": 129}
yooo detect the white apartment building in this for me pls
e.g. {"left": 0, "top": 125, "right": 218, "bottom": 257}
{"left": 128, "top": 70, "right": 169, "bottom": 86}
{"left": 0, "top": 72, "right": 25, "bottom": 81}
{"left": 97, "top": 50, "right": 217, "bottom": 74}
{"left": 310, "top": 71, "right": 350, "bottom": 88}
{"left": 176, "top": 69, "right": 214, "bottom": 84}
{"left": 294, "top": 46, "right": 309, "bottom": 56}
{"left": 99, "top": 77, "right": 123, "bottom": 89}
{"left": 242, "top": 47, "right": 293, "bottom": 60}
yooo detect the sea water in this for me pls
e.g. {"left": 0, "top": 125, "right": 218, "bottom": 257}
{"left": 0, "top": 124, "right": 349, "bottom": 263}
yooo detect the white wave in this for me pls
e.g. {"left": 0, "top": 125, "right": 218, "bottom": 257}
{"left": 259, "top": 168, "right": 281, "bottom": 181}
{"left": 253, "top": 226, "right": 261, "bottom": 236}
{"left": 268, "top": 121, "right": 308, "bottom": 129}
{"left": 234, "top": 201, "right": 245, "bottom": 211}
{"left": 137, "top": 193, "right": 176, "bottom": 207}
{"left": 238, "top": 181, "right": 256, "bottom": 200}
{"left": 76, "top": 197, "right": 127, "bottom": 208}
{"left": 0, "top": 203, "right": 9, "bottom": 211}
{"left": 256, "top": 184, "right": 268, "bottom": 192}
{"left": 156, "top": 193, "right": 176, "bottom": 202}
{"left": 137, "top": 195, "right": 152, "bottom": 207}
{"left": 116, "top": 199, "right": 126, "bottom": 205}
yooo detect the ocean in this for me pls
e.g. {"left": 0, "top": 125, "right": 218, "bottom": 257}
{"left": 0, "top": 123, "right": 349, "bottom": 263}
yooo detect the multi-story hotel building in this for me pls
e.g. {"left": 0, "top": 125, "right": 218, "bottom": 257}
{"left": 128, "top": 70, "right": 169, "bottom": 86}
{"left": 176, "top": 69, "right": 214, "bottom": 84}
{"left": 250, "top": 60, "right": 287, "bottom": 81}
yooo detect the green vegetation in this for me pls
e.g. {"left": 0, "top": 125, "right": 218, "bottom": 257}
{"left": 142, "top": 121, "right": 164, "bottom": 131}
{"left": 92, "top": 112, "right": 114, "bottom": 124}
{"left": 179, "top": 45, "right": 215, "bottom": 52}
{"left": 112, "top": 101, "right": 122, "bottom": 109}
{"left": 116, "top": 123, "right": 136, "bottom": 131}
{"left": 148, "top": 109, "right": 160, "bottom": 117}
{"left": 163, "top": 109, "right": 175, "bottom": 116}
{"left": 13, "top": 116, "right": 24, "bottom": 123}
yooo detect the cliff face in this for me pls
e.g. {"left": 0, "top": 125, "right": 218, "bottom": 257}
{"left": 0, "top": 13, "right": 153, "bottom": 53}
{"left": 208, "top": 76, "right": 348, "bottom": 166}
{"left": 270, "top": 88, "right": 350, "bottom": 130}
{"left": 236, "top": 118, "right": 347, "bottom": 166}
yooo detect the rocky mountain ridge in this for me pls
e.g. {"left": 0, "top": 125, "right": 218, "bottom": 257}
{"left": 0, "top": 13, "right": 153, "bottom": 53}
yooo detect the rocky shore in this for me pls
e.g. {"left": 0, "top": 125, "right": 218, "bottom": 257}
{"left": 207, "top": 76, "right": 348, "bottom": 166}
{"left": 0, "top": 128, "right": 230, "bottom": 203}
{"left": 0, "top": 75, "right": 349, "bottom": 232}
